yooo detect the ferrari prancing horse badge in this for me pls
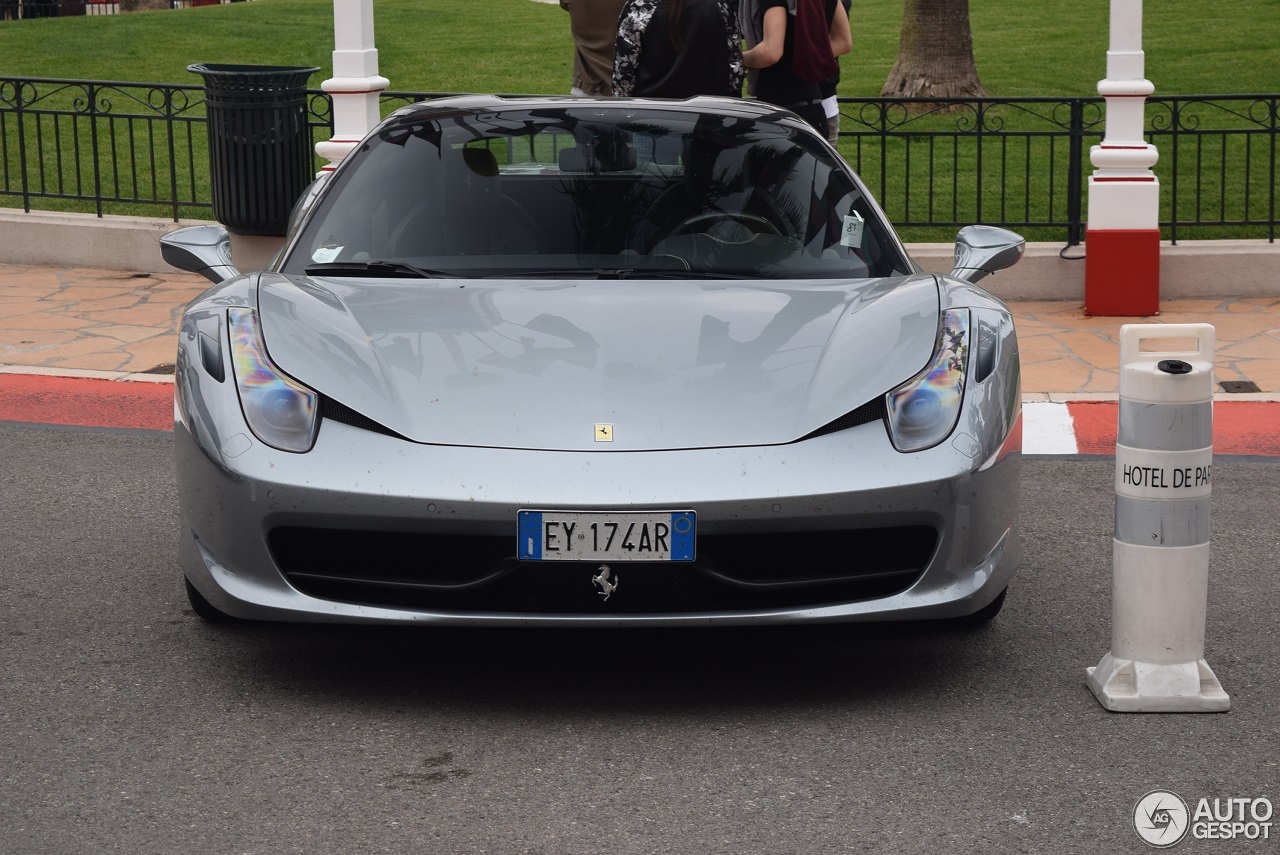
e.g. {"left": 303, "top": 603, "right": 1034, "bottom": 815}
{"left": 593, "top": 565, "right": 618, "bottom": 600}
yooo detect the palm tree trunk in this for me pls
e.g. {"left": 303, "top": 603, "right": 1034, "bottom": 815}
{"left": 881, "top": 0, "right": 988, "bottom": 99}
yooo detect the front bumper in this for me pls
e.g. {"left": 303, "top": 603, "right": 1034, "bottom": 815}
{"left": 175, "top": 377, "right": 1020, "bottom": 625}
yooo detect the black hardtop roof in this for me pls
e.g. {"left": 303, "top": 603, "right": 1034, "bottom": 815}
{"left": 384, "top": 94, "right": 802, "bottom": 127}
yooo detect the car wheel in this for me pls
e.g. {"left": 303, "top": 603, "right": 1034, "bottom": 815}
{"left": 954, "top": 587, "right": 1007, "bottom": 628}
{"left": 184, "top": 578, "right": 236, "bottom": 622}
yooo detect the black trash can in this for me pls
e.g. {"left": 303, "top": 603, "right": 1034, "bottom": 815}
{"left": 189, "top": 63, "right": 320, "bottom": 236}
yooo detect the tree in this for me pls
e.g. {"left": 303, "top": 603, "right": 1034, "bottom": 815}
{"left": 881, "top": 0, "right": 987, "bottom": 100}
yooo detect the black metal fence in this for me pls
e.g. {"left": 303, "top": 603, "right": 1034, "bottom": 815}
{"left": 832, "top": 95, "right": 1278, "bottom": 243}
{"left": 1, "top": 76, "right": 1276, "bottom": 244}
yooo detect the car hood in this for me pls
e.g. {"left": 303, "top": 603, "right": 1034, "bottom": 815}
{"left": 257, "top": 273, "right": 940, "bottom": 450}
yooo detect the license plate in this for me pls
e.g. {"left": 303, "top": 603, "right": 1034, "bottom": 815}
{"left": 517, "top": 510, "right": 696, "bottom": 562}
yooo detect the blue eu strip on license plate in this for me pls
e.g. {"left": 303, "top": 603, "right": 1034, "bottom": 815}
{"left": 517, "top": 510, "right": 696, "bottom": 562}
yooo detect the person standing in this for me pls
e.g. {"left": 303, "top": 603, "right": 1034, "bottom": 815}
{"left": 740, "top": 0, "right": 852, "bottom": 133}
{"left": 613, "top": 0, "right": 744, "bottom": 98}
{"left": 818, "top": 0, "right": 852, "bottom": 143}
{"left": 561, "top": 0, "right": 629, "bottom": 96}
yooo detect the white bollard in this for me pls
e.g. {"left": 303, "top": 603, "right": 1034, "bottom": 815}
{"left": 1086, "top": 323, "right": 1230, "bottom": 712}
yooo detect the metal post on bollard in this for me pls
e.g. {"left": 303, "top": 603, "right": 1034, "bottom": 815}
{"left": 1087, "top": 323, "right": 1230, "bottom": 712}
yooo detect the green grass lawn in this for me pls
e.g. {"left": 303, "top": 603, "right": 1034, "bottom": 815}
{"left": 1, "top": 0, "right": 1277, "bottom": 96}
{"left": 2, "top": 0, "right": 1277, "bottom": 240}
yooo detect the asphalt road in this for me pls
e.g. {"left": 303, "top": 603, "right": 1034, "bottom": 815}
{"left": 2, "top": 423, "right": 1277, "bottom": 854}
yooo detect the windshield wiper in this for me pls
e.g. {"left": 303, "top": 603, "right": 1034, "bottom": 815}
{"left": 482, "top": 268, "right": 750, "bottom": 280}
{"left": 305, "top": 263, "right": 756, "bottom": 281}
{"left": 304, "top": 260, "right": 456, "bottom": 279}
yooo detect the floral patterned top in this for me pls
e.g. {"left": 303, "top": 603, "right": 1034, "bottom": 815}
{"left": 614, "top": 0, "right": 745, "bottom": 98}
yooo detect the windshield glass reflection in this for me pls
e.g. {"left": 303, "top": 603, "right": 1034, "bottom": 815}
{"left": 283, "top": 104, "right": 911, "bottom": 281}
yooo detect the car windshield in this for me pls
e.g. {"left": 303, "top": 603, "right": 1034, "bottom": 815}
{"left": 283, "top": 103, "right": 911, "bottom": 280}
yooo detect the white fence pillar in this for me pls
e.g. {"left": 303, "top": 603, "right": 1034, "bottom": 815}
{"left": 315, "top": 0, "right": 389, "bottom": 172}
{"left": 1084, "top": 0, "right": 1160, "bottom": 316}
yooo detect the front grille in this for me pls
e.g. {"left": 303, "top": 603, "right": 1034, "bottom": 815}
{"left": 268, "top": 525, "right": 936, "bottom": 614}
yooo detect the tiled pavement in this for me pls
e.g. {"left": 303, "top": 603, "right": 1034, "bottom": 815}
{"left": 1015, "top": 297, "right": 1280, "bottom": 399}
{"left": 0, "top": 263, "right": 205, "bottom": 378}
{"left": 1, "top": 262, "right": 1279, "bottom": 399}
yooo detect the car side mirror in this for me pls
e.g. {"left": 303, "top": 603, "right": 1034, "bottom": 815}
{"left": 949, "top": 225, "right": 1025, "bottom": 284}
{"left": 160, "top": 224, "right": 239, "bottom": 284}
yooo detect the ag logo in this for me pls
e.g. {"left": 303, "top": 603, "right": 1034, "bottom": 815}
{"left": 1134, "top": 790, "right": 1190, "bottom": 848}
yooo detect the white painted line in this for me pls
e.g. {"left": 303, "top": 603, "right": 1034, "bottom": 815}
{"left": 1023, "top": 401, "right": 1079, "bottom": 455}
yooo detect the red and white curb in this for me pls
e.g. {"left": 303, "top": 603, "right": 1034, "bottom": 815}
{"left": 2, "top": 371, "right": 1278, "bottom": 456}
{"left": 0, "top": 371, "right": 175, "bottom": 432}
{"left": 1023, "top": 400, "right": 1280, "bottom": 456}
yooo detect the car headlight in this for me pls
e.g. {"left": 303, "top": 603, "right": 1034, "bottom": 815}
{"left": 228, "top": 307, "right": 319, "bottom": 453}
{"left": 885, "top": 308, "right": 969, "bottom": 452}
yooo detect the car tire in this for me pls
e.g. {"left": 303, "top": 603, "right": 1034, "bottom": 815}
{"left": 954, "top": 587, "right": 1007, "bottom": 628}
{"left": 184, "top": 578, "right": 236, "bottom": 622}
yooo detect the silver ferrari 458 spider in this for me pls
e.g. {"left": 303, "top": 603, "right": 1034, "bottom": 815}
{"left": 162, "top": 95, "right": 1024, "bottom": 626}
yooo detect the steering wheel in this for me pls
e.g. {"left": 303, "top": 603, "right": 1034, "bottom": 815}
{"left": 667, "top": 211, "right": 781, "bottom": 240}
